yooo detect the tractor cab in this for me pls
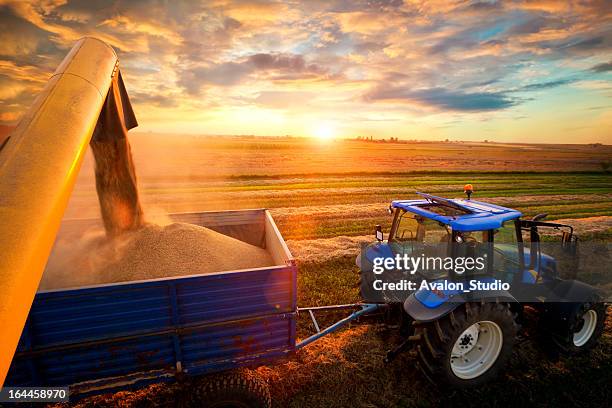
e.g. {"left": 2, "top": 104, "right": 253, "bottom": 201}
{"left": 367, "top": 190, "right": 577, "bottom": 285}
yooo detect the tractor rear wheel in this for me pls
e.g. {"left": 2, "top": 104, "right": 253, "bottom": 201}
{"left": 414, "top": 302, "right": 517, "bottom": 388}
{"left": 546, "top": 302, "right": 607, "bottom": 355}
{"left": 189, "top": 369, "right": 271, "bottom": 408}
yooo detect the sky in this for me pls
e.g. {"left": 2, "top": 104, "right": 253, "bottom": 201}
{"left": 0, "top": 0, "right": 610, "bottom": 143}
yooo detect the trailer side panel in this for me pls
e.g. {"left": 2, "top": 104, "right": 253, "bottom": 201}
{"left": 5, "top": 209, "right": 296, "bottom": 394}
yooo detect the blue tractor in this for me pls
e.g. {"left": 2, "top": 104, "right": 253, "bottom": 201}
{"left": 360, "top": 188, "right": 607, "bottom": 387}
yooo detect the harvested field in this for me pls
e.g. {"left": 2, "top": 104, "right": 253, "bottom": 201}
{"left": 63, "top": 140, "right": 612, "bottom": 244}
{"left": 287, "top": 235, "right": 371, "bottom": 263}
{"left": 73, "top": 135, "right": 612, "bottom": 180}
{"left": 47, "top": 136, "right": 611, "bottom": 407}
{"left": 62, "top": 136, "right": 612, "bottom": 222}
{"left": 552, "top": 216, "right": 612, "bottom": 237}
{"left": 40, "top": 222, "right": 273, "bottom": 290}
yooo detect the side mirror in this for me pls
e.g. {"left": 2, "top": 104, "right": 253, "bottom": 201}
{"left": 562, "top": 230, "right": 572, "bottom": 244}
{"left": 532, "top": 213, "right": 548, "bottom": 221}
{"left": 562, "top": 231, "right": 578, "bottom": 254}
{"left": 375, "top": 224, "right": 384, "bottom": 242}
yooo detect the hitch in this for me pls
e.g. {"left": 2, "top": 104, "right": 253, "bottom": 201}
{"left": 384, "top": 334, "right": 420, "bottom": 363}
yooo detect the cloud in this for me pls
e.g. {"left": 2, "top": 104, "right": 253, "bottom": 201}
{"left": 519, "top": 78, "right": 576, "bottom": 91}
{"left": 362, "top": 76, "right": 576, "bottom": 114}
{"left": 353, "top": 40, "right": 389, "bottom": 53}
{"left": 181, "top": 62, "right": 251, "bottom": 90}
{"left": 0, "top": 5, "right": 49, "bottom": 58}
{"left": 0, "top": 59, "right": 46, "bottom": 81}
{"left": 460, "top": 1, "right": 504, "bottom": 13}
{"left": 0, "top": 0, "right": 610, "bottom": 133}
{"left": 327, "top": 0, "right": 404, "bottom": 13}
{"left": 590, "top": 61, "right": 612, "bottom": 72}
{"left": 130, "top": 91, "right": 178, "bottom": 108}
{"left": 179, "top": 52, "right": 333, "bottom": 94}
{"left": 0, "top": 74, "right": 29, "bottom": 99}
{"left": 562, "top": 36, "right": 606, "bottom": 51}
{"left": 98, "top": 15, "right": 183, "bottom": 46}
{"left": 364, "top": 86, "right": 517, "bottom": 112}
{"left": 507, "top": 15, "right": 568, "bottom": 36}
{"left": 254, "top": 90, "right": 315, "bottom": 109}
{"left": 459, "top": 78, "right": 499, "bottom": 89}
{"left": 249, "top": 53, "right": 312, "bottom": 72}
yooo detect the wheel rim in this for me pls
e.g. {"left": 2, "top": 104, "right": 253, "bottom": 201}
{"left": 573, "top": 309, "right": 597, "bottom": 347}
{"left": 450, "top": 321, "right": 503, "bottom": 380}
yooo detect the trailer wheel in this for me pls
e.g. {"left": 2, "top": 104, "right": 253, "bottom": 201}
{"left": 190, "top": 369, "right": 271, "bottom": 408}
{"left": 546, "top": 302, "right": 607, "bottom": 355}
{"left": 415, "top": 302, "right": 517, "bottom": 388}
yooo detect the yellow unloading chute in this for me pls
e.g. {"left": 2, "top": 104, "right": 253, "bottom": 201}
{"left": 0, "top": 37, "right": 120, "bottom": 386}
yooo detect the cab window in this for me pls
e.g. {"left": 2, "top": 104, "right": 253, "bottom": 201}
{"left": 421, "top": 219, "right": 451, "bottom": 260}
{"left": 421, "top": 219, "right": 451, "bottom": 245}
{"left": 492, "top": 221, "right": 521, "bottom": 279}
{"left": 393, "top": 211, "right": 418, "bottom": 241}
{"left": 393, "top": 212, "right": 450, "bottom": 244}
{"left": 452, "top": 229, "right": 492, "bottom": 275}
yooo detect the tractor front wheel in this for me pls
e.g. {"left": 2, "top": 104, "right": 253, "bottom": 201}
{"left": 415, "top": 302, "right": 517, "bottom": 388}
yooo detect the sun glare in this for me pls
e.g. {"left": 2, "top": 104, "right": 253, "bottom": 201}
{"left": 313, "top": 123, "right": 335, "bottom": 141}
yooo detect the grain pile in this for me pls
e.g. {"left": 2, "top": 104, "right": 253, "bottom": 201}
{"left": 40, "top": 222, "right": 274, "bottom": 290}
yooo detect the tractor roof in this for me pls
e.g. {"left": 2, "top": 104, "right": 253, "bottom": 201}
{"left": 391, "top": 192, "right": 522, "bottom": 232}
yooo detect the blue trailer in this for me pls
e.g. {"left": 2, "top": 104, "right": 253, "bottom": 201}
{"left": 4, "top": 209, "right": 377, "bottom": 406}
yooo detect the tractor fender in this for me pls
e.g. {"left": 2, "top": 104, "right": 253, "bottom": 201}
{"left": 545, "top": 279, "right": 602, "bottom": 303}
{"left": 403, "top": 290, "right": 518, "bottom": 323}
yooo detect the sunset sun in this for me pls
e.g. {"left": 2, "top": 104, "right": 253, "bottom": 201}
{"left": 313, "top": 122, "right": 335, "bottom": 141}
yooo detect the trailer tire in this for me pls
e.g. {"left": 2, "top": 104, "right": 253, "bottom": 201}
{"left": 190, "top": 369, "right": 271, "bottom": 408}
{"left": 544, "top": 302, "right": 607, "bottom": 356}
{"left": 414, "top": 302, "right": 517, "bottom": 388}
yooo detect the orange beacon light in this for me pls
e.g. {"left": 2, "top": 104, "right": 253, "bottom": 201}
{"left": 464, "top": 184, "right": 474, "bottom": 200}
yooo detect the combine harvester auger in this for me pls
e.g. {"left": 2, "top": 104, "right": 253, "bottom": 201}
{"left": 0, "top": 37, "right": 129, "bottom": 387}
